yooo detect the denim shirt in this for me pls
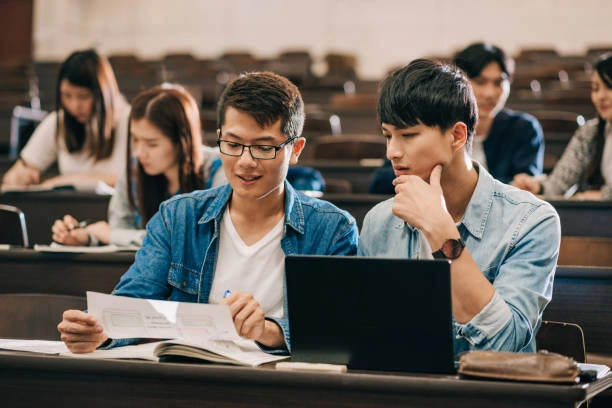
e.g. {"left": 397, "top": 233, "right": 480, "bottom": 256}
{"left": 358, "top": 165, "right": 560, "bottom": 356}
{"left": 108, "top": 181, "right": 359, "bottom": 352}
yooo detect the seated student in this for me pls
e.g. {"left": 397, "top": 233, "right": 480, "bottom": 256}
{"left": 513, "top": 53, "right": 612, "bottom": 200}
{"left": 50, "top": 84, "right": 227, "bottom": 247}
{"left": 57, "top": 71, "right": 359, "bottom": 353}
{"left": 368, "top": 43, "right": 544, "bottom": 194}
{"left": 358, "top": 59, "right": 560, "bottom": 356}
{"left": 2, "top": 49, "right": 130, "bottom": 188}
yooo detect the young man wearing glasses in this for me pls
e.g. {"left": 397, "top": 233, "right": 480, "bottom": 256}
{"left": 359, "top": 60, "right": 560, "bottom": 355}
{"left": 58, "top": 72, "right": 359, "bottom": 354}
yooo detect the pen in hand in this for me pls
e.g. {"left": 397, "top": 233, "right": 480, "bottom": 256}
{"left": 68, "top": 219, "right": 90, "bottom": 231}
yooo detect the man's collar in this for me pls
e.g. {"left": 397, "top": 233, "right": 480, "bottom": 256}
{"left": 459, "top": 162, "right": 494, "bottom": 239}
{"left": 197, "top": 180, "right": 306, "bottom": 235}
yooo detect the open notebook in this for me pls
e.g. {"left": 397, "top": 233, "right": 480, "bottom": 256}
{"left": 0, "top": 338, "right": 286, "bottom": 367}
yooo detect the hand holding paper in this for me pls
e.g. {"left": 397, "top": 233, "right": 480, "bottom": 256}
{"left": 86, "top": 291, "right": 240, "bottom": 341}
{"left": 57, "top": 309, "right": 108, "bottom": 353}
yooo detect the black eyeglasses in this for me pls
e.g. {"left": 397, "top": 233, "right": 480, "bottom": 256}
{"left": 216, "top": 137, "right": 297, "bottom": 160}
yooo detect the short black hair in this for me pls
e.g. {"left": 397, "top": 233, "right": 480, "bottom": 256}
{"left": 378, "top": 59, "right": 477, "bottom": 151}
{"left": 217, "top": 71, "right": 305, "bottom": 139}
{"left": 454, "top": 43, "right": 514, "bottom": 79}
{"left": 595, "top": 52, "right": 612, "bottom": 88}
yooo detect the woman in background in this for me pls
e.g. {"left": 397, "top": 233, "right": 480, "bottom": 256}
{"left": 2, "top": 49, "right": 130, "bottom": 188}
{"left": 513, "top": 53, "right": 612, "bottom": 200}
{"left": 51, "top": 84, "right": 227, "bottom": 247}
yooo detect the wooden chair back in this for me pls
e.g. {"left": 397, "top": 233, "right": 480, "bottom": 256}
{"left": 0, "top": 293, "right": 86, "bottom": 340}
{"left": 536, "top": 320, "right": 586, "bottom": 362}
{"left": 310, "top": 135, "right": 386, "bottom": 161}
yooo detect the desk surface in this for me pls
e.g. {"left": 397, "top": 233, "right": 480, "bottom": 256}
{"left": 548, "top": 199, "right": 612, "bottom": 237}
{"left": 0, "top": 351, "right": 610, "bottom": 408}
{"left": 0, "top": 248, "right": 133, "bottom": 295}
{"left": 321, "top": 194, "right": 612, "bottom": 235}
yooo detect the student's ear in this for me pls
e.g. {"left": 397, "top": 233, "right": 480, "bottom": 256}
{"left": 216, "top": 128, "right": 221, "bottom": 139}
{"left": 449, "top": 122, "right": 467, "bottom": 153}
{"left": 290, "top": 137, "right": 306, "bottom": 164}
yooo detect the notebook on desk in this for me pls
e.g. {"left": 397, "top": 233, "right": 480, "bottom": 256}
{"left": 285, "top": 255, "right": 456, "bottom": 374}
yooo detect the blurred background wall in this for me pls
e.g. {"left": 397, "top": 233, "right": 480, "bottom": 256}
{"left": 32, "top": 0, "right": 612, "bottom": 79}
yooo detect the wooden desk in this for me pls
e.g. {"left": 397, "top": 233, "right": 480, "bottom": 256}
{"left": 0, "top": 352, "right": 610, "bottom": 408}
{"left": 548, "top": 199, "right": 612, "bottom": 238}
{"left": 0, "top": 191, "right": 111, "bottom": 245}
{"left": 321, "top": 195, "right": 612, "bottom": 237}
{"left": 0, "top": 248, "right": 133, "bottom": 296}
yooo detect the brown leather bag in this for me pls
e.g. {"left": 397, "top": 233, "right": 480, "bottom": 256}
{"left": 458, "top": 350, "right": 580, "bottom": 383}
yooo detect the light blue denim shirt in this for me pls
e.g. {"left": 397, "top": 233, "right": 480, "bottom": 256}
{"left": 358, "top": 165, "right": 560, "bottom": 356}
{"left": 107, "top": 181, "right": 359, "bottom": 352}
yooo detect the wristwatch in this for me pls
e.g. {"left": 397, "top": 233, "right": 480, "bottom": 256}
{"left": 432, "top": 238, "right": 465, "bottom": 260}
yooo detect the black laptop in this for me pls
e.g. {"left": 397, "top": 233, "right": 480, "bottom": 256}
{"left": 285, "top": 255, "right": 456, "bottom": 374}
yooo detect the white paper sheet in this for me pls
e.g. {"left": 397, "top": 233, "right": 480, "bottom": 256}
{"left": 86, "top": 291, "right": 241, "bottom": 340}
{"left": 34, "top": 243, "right": 139, "bottom": 253}
{"left": 0, "top": 339, "right": 69, "bottom": 354}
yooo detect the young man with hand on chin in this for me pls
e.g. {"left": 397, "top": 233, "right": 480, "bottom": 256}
{"left": 358, "top": 59, "right": 560, "bottom": 356}
{"left": 58, "top": 72, "right": 358, "bottom": 353}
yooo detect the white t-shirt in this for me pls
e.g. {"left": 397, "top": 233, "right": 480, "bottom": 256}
{"left": 472, "top": 135, "right": 488, "bottom": 170}
{"left": 20, "top": 103, "right": 130, "bottom": 175}
{"left": 209, "top": 210, "right": 285, "bottom": 318}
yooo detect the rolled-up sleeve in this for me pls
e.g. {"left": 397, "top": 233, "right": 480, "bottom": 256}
{"left": 456, "top": 205, "right": 560, "bottom": 352}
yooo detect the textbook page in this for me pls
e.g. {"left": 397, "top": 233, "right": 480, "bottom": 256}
{"left": 0, "top": 338, "right": 69, "bottom": 354}
{"left": 34, "top": 243, "right": 139, "bottom": 253}
{"left": 87, "top": 291, "right": 240, "bottom": 340}
{"left": 62, "top": 341, "right": 160, "bottom": 361}
{"left": 154, "top": 337, "right": 289, "bottom": 367}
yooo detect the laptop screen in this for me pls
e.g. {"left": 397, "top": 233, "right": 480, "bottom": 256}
{"left": 285, "top": 255, "right": 455, "bottom": 374}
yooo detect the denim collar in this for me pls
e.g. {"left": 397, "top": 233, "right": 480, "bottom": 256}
{"left": 461, "top": 163, "right": 494, "bottom": 240}
{"left": 196, "top": 180, "right": 305, "bottom": 235}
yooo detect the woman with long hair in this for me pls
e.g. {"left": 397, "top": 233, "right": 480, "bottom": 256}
{"left": 2, "top": 49, "right": 130, "bottom": 188}
{"left": 51, "top": 84, "right": 227, "bottom": 246}
{"left": 513, "top": 53, "right": 612, "bottom": 200}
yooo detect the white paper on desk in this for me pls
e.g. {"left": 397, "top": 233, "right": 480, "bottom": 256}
{"left": 577, "top": 363, "right": 611, "bottom": 379}
{"left": 0, "top": 338, "right": 69, "bottom": 354}
{"left": 0, "top": 180, "right": 114, "bottom": 195}
{"left": 34, "top": 243, "right": 139, "bottom": 253}
{"left": 87, "top": 291, "right": 240, "bottom": 340}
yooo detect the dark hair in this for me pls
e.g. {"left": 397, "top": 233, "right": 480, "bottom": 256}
{"left": 55, "top": 49, "right": 123, "bottom": 160}
{"left": 453, "top": 43, "right": 515, "bottom": 79}
{"left": 216, "top": 71, "right": 305, "bottom": 140}
{"left": 586, "top": 53, "right": 612, "bottom": 188}
{"left": 126, "top": 84, "right": 204, "bottom": 226}
{"left": 378, "top": 59, "right": 478, "bottom": 152}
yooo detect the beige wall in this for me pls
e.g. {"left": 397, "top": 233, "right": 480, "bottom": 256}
{"left": 33, "top": 0, "right": 612, "bottom": 79}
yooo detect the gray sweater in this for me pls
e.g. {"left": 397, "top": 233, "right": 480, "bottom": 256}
{"left": 108, "top": 145, "right": 227, "bottom": 246}
{"left": 541, "top": 118, "right": 612, "bottom": 200}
